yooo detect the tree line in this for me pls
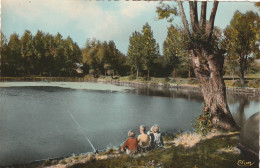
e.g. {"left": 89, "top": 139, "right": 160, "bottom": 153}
{"left": 0, "top": 10, "right": 259, "bottom": 81}
{"left": 1, "top": 30, "right": 82, "bottom": 77}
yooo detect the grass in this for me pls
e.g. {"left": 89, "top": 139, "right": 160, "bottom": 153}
{"left": 65, "top": 132, "right": 257, "bottom": 168}
{"left": 101, "top": 75, "right": 260, "bottom": 89}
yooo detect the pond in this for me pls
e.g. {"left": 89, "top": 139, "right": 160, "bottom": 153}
{"left": 0, "top": 82, "right": 258, "bottom": 166}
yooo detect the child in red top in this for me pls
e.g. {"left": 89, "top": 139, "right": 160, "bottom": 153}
{"left": 121, "top": 130, "right": 138, "bottom": 155}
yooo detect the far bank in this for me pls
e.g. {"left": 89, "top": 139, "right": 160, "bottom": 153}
{"left": 0, "top": 76, "right": 259, "bottom": 95}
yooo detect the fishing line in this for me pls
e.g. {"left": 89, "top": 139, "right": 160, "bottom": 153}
{"left": 67, "top": 111, "right": 97, "bottom": 153}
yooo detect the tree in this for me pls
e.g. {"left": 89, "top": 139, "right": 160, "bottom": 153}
{"left": 20, "top": 30, "right": 34, "bottom": 75}
{"left": 7, "top": 33, "right": 23, "bottom": 76}
{"left": 1, "top": 32, "right": 8, "bottom": 76}
{"left": 142, "top": 23, "right": 159, "bottom": 79}
{"left": 53, "top": 33, "right": 66, "bottom": 76}
{"left": 157, "top": 1, "right": 239, "bottom": 130}
{"left": 163, "top": 25, "right": 191, "bottom": 79}
{"left": 127, "top": 31, "right": 144, "bottom": 78}
{"left": 44, "top": 33, "right": 56, "bottom": 76}
{"left": 223, "top": 11, "right": 260, "bottom": 85}
{"left": 32, "top": 30, "right": 46, "bottom": 75}
{"left": 82, "top": 39, "right": 127, "bottom": 77}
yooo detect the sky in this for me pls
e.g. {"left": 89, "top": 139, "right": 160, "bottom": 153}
{"left": 1, "top": 0, "right": 259, "bottom": 55}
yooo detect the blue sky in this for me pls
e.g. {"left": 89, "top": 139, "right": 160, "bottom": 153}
{"left": 1, "top": 0, "right": 259, "bottom": 55}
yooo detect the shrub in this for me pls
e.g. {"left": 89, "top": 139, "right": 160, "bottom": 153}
{"left": 231, "top": 80, "right": 249, "bottom": 88}
{"left": 51, "top": 160, "right": 58, "bottom": 165}
{"left": 128, "top": 74, "right": 136, "bottom": 80}
{"left": 59, "top": 159, "right": 67, "bottom": 164}
{"left": 248, "top": 79, "right": 260, "bottom": 88}
{"left": 42, "top": 160, "right": 51, "bottom": 166}
{"left": 192, "top": 102, "right": 215, "bottom": 136}
{"left": 143, "top": 75, "right": 149, "bottom": 81}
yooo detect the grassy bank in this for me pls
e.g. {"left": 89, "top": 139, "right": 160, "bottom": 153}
{"left": 1, "top": 75, "right": 259, "bottom": 88}
{"left": 99, "top": 75, "right": 260, "bottom": 89}
{"left": 28, "top": 131, "right": 257, "bottom": 168}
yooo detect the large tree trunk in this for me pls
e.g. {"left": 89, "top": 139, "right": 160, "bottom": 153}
{"left": 177, "top": 1, "right": 239, "bottom": 131}
{"left": 191, "top": 49, "right": 239, "bottom": 130}
{"left": 136, "top": 69, "right": 139, "bottom": 78}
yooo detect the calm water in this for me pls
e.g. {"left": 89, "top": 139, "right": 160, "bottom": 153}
{"left": 0, "top": 82, "right": 259, "bottom": 165}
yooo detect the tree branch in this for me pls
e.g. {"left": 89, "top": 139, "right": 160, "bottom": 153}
{"left": 189, "top": 2, "right": 195, "bottom": 32}
{"left": 199, "top": 2, "right": 207, "bottom": 31}
{"left": 208, "top": 1, "right": 219, "bottom": 40}
{"left": 189, "top": 1, "right": 199, "bottom": 33}
{"left": 194, "top": 2, "right": 199, "bottom": 26}
{"left": 177, "top": 1, "right": 190, "bottom": 37}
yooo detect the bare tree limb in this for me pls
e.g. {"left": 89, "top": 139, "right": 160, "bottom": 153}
{"left": 177, "top": 1, "right": 190, "bottom": 37}
{"left": 189, "top": 2, "right": 195, "bottom": 31}
{"left": 199, "top": 2, "right": 207, "bottom": 31}
{"left": 208, "top": 1, "right": 219, "bottom": 40}
{"left": 189, "top": 1, "right": 199, "bottom": 33}
{"left": 194, "top": 2, "right": 199, "bottom": 26}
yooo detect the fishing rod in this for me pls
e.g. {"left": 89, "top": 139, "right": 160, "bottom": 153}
{"left": 68, "top": 111, "right": 98, "bottom": 154}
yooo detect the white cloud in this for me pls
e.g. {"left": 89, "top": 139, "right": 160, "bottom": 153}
{"left": 120, "top": 1, "right": 157, "bottom": 18}
{"left": 2, "top": 0, "right": 162, "bottom": 52}
{"left": 2, "top": 0, "right": 159, "bottom": 37}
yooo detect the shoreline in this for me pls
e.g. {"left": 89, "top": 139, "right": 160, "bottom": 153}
{"left": 2, "top": 131, "right": 244, "bottom": 168}
{"left": 0, "top": 76, "right": 259, "bottom": 95}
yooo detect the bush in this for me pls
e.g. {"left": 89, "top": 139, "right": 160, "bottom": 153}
{"left": 248, "top": 79, "right": 260, "bottom": 88}
{"left": 42, "top": 160, "right": 51, "bottom": 166}
{"left": 192, "top": 102, "right": 215, "bottom": 136}
{"left": 231, "top": 80, "right": 247, "bottom": 87}
{"left": 128, "top": 74, "right": 136, "bottom": 80}
{"left": 143, "top": 75, "right": 149, "bottom": 81}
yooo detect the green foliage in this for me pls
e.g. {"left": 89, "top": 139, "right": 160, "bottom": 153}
{"left": 142, "top": 75, "right": 149, "bottom": 81}
{"left": 127, "top": 23, "right": 159, "bottom": 78}
{"left": 128, "top": 74, "right": 136, "bottom": 80}
{"left": 82, "top": 39, "right": 128, "bottom": 77}
{"left": 156, "top": 2, "right": 178, "bottom": 22}
{"left": 248, "top": 79, "right": 260, "bottom": 88}
{"left": 68, "top": 134, "right": 241, "bottom": 168}
{"left": 1, "top": 30, "right": 82, "bottom": 77}
{"left": 142, "top": 23, "right": 159, "bottom": 77}
{"left": 163, "top": 25, "right": 191, "bottom": 78}
{"left": 89, "top": 69, "right": 96, "bottom": 75}
{"left": 231, "top": 80, "right": 247, "bottom": 88}
{"left": 223, "top": 11, "right": 260, "bottom": 79}
{"left": 127, "top": 31, "right": 144, "bottom": 77}
{"left": 192, "top": 103, "right": 215, "bottom": 136}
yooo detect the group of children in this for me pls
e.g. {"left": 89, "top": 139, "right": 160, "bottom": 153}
{"left": 121, "top": 125, "right": 164, "bottom": 155}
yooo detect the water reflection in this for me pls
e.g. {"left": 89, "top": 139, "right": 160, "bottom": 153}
{"left": 130, "top": 86, "right": 259, "bottom": 127}
{"left": 131, "top": 87, "right": 204, "bottom": 102}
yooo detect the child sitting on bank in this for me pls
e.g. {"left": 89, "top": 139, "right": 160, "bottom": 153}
{"left": 137, "top": 125, "right": 150, "bottom": 152}
{"left": 121, "top": 130, "right": 138, "bottom": 155}
{"left": 152, "top": 125, "right": 164, "bottom": 148}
